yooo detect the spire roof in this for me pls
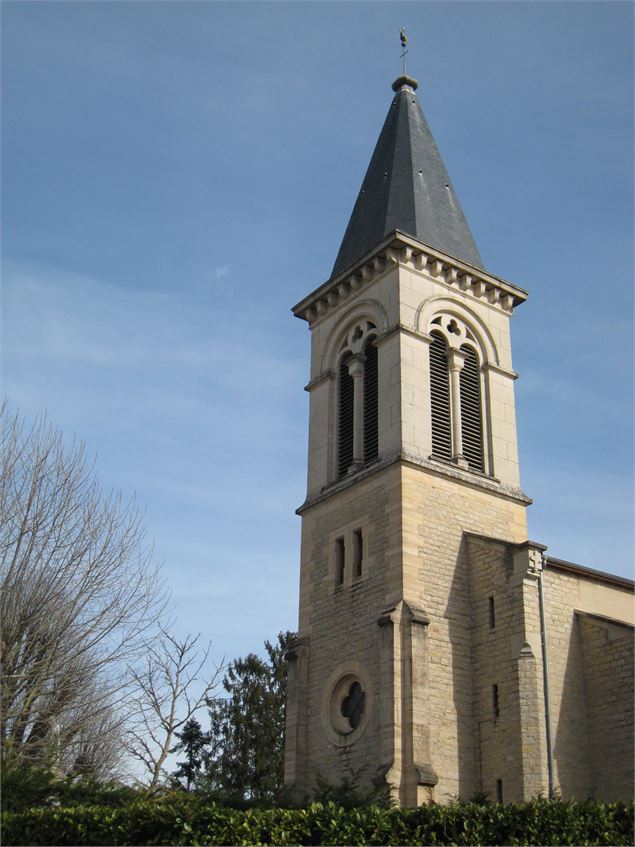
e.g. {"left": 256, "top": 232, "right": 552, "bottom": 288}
{"left": 332, "top": 75, "right": 483, "bottom": 276}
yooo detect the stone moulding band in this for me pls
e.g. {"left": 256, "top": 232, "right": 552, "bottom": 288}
{"left": 296, "top": 450, "right": 532, "bottom": 515}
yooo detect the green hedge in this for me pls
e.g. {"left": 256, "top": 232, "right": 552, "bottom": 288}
{"left": 2, "top": 797, "right": 633, "bottom": 846}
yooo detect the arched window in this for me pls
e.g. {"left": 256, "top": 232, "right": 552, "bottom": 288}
{"left": 338, "top": 353, "right": 354, "bottom": 477}
{"left": 459, "top": 344, "right": 484, "bottom": 472}
{"left": 429, "top": 331, "right": 452, "bottom": 461}
{"left": 335, "top": 320, "right": 378, "bottom": 479}
{"left": 362, "top": 337, "right": 378, "bottom": 463}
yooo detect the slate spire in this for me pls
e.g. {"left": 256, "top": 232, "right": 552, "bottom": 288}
{"left": 332, "top": 75, "right": 483, "bottom": 276}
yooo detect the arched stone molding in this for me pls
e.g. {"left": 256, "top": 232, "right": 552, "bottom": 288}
{"left": 320, "top": 299, "right": 389, "bottom": 375}
{"left": 414, "top": 296, "right": 499, "bottom": 366}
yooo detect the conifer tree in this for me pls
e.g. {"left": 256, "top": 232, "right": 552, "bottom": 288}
{"left": 171, "top": 717, "right": 209, "bottom": 791}
{"left": 205, "top": 631, "right": 295, "bottom": 802}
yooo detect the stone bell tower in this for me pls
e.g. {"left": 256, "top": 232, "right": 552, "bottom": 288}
{"left": 284, "top": 72, "right": 537, "bottom": 805}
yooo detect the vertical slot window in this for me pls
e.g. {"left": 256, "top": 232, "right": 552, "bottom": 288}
{"left": 496, "top": 779, "right": 503, "bottom": 803}
{"left": 429, "top": 332, "right": 452, "bottom": 460}
{"left": 488, "top": 596, "right": 496, "bottom": 629}
{"left": 353, "top": 529, "right": 363, "bottom": 579}
{"left": 335, "top": 537, "right": 345, "bottom": 586}
{"left": 492, "top": 684, "right": 500, "bottom": 720}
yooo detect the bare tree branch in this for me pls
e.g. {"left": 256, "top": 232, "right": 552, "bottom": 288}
{"left": 0, "top": 404, "right": 168, "bottom": 777}
{"left": 125, "top": 627, "right": 221, "bottom": 792}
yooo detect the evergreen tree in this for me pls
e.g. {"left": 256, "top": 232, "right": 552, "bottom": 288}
{"left": 205, "top": 631, "right": 295, "bottom": 803}
{"left": 170, "top": 717, "right": 209, "bottom": 792}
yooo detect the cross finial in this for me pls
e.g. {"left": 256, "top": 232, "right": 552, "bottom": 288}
{"left": 399, "top": 27, "right": 408, "bottom": 76}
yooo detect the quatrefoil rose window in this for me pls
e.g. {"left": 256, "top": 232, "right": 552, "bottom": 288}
{"left": 329, "top": 674, "right": 367, "bottom": 736}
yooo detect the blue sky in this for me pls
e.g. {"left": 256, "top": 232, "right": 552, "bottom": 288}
{"left": 2, "top": 1, "right": 633, "bottom": 670}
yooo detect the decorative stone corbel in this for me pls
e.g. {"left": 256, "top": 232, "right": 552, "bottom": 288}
{"left": 361, "top": 264, "right": 374, "bottom": 282}
{"left": 429, "top": 259, "right": 444, "bottom": 277}
{"left": 487, "top": 286, "right": 500, "bottom": 305}
{"left": 414, "top": 251, "right": 428, "bottom": 270}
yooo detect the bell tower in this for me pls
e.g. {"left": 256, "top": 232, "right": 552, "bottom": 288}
{"left": 284, "top": 72, "right": 537, "bottom": 805}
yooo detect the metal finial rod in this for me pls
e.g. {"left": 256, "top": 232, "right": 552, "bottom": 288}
{"left": 400, "top": 27, "right": 408, "bottom": 77}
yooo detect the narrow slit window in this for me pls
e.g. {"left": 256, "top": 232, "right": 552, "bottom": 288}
{"left": 335, "top": 537, "right": 345, "bottom": 586}
{"left": 363, "top": 339, "right": 378, "bottom": 463}
{"left": 338, "top": 354, "right": 354, "bottom": 477}
{"left": 429, "top": 332, "right": 452, "bottom": 460}
{"left": 488, "top": 596, "right": 496, "bottom": 629}
{"left": 492, "top": 684, "right": 500, "bottom": 720}
{"left": 353, "top": 529, "right": 363, "bottom": 579}
{"left": 496, "top": 779, "right": 503, "bottom": 803}
{"left": 459, "top": 344, "right": 484, "bottom": 472}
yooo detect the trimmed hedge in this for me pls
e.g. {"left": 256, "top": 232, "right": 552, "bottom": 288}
{"left": 2, "top": 796, "right": 633, "bottom": 846}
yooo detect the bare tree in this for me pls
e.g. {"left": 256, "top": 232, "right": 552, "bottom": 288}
{"left": 126, "top": 628, "right": 221, "bottom": 792}
{"left": 0, "top": 405, "right": 167, "bottom": 776}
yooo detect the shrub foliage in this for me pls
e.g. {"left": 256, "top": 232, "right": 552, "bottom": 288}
{"left": 2, "top": 796, "right": 633, "bottom": 846}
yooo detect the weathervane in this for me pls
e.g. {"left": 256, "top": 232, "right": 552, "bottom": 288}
{"left": 400, "top": 27, "right": 408, "bottom": 76}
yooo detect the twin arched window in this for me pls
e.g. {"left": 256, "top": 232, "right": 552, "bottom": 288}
{"left": 335, "top": 315, "right": 486, "bottom": 479}
{"left": 429, "top": 320, "right": 485, "bottom": 473}
{"left": 337, "top": 323, "right": 379, "bottom": 478}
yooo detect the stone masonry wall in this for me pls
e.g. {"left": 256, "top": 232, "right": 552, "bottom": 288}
{"left": 289, "top": 460, "right": 529, "bottom": 802}
{"left": 292, "top": 463, "right": 403, "bottom": 797}
{"left": 578, "top": 613, "right": 634, "bottom": 801}
{"left": 465, "top": 536, "right": 548, "bottom": 802}
{"left": 400, "top": 464, "right": 528, "bottom": 803}
{"left": 542, "top": 566, "right": 634, "bottom": 800}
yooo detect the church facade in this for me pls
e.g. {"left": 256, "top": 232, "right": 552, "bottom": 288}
{"left": 284, "top": 73, "right": 634, "bottom": 805}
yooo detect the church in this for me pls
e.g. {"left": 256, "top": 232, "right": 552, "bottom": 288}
{"left": 283, "top": 67, "right": 634, "bottom": 806}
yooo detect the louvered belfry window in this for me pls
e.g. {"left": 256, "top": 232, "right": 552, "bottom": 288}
{"left": 459, "top": 344, "right": 484, "bottom": 472}
{"left": 363, "top": 338, "right": 378, "bottom": 463}
{"left": 429, "top": 332, "right": 452, "bottom": 460}
{"left": 338, "top": 354, "right": 355, "bottom": 477}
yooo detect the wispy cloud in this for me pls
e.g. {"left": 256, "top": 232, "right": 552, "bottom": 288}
{"left": 213, "top": 264, "right": 229, "bottom": 280}
{"left": 2, "top": 260, "right": 303, "bottom": 431}
{"left": 2, "top": 260, "right": 305, "bottom": 659}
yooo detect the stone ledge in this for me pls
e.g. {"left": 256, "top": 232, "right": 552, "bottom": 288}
{"left": 296, "top": 450, "right": 532, "bottom": 514}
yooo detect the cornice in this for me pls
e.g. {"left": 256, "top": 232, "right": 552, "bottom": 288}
{"left": 546, "top": 557, "right": 635, "bottom": 591}
{"left": 292, "top": 231, "right": 528, "bottom": 328}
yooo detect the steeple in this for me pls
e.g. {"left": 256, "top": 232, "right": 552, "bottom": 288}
{"left": 287, "top": 53, "right": 545, "bottom": 811}
{"left": 332, "top": 75, "right": 483, "bottom": 276}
